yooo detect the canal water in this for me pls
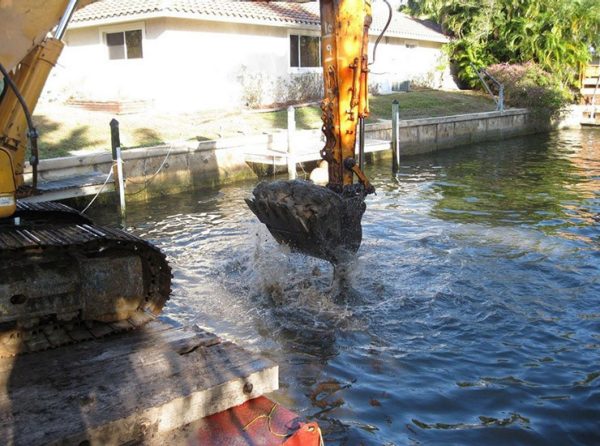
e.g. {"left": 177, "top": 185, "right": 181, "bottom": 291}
{"left": 92, "top": 128, "right": 599, "bottom": 445}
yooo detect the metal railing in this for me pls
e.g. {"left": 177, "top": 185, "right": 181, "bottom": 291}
{"left": 590, "top": 67, "right": 600, "bottom": 120}
{"left": 471, "top": 64, "right": 504, "bottom": 112}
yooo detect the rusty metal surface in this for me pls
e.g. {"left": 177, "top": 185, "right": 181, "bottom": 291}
{"left": 319, "top": 0, "right": 373, "bottom": 192}
{"left": 0, "top": 203, "right": 171, "bottom": 357}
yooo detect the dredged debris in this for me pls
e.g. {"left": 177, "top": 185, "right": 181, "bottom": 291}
{"left": 245, "top": 180, "right": 366, "bottom": 264}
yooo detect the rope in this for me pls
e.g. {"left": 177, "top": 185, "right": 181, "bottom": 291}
{"left": 79, "top": 162, "right": 116, "bottom": 214}
{"left": 124, "top": 145, "right": 174, "bottom": 196}
{"left": 298, "top": 161, "right": 309, "bottom": 179}
{"left": 125, "top": 145, "right": 173, "bottom": 185}
{"left": 242, "top": 403, "right": 291, "bottom": 438}
{"left": 79, "top": 143, "right": 173, "bottom": 209}
{"left": 242, "top": 403, "right": 326, "bottom": 444}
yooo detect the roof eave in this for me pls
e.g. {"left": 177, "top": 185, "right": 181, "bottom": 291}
{"left": 69, "top": 11, "right": 449, "bottom": 43}
{"left": 69, "top": 10, "right": 320, "bottom": 31}
{"left": 387, "top": 33, "right": 449, "bottom": 43}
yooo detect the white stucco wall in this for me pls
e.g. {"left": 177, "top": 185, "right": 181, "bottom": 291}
{"left": 369, "top": 37, "right": 455, "bottom": 93}
{"left": 43, "top": 19, "right": 165, "bottom": 104}
{"left": 152, "top": 18, "right": 296, "bottom": 110}
{"left": 41, "top": 17, "right": 453, "bottom": 112}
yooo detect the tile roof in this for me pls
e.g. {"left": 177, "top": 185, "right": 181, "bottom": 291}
{"left": 71, "top": 0, "right": 448, "bottom": 43}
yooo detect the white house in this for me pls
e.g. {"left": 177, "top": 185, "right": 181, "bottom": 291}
{"left": 43, "top": 0, "right": 453, "bottom": 112}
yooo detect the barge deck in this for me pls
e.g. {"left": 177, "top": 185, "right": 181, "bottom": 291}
{"left": 0, "top": 322, "right": 278, "bottom": 445}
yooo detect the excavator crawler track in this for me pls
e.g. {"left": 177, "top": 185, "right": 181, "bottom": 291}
{"left": 0, "top": 203, "right": 171, "bottom": 357}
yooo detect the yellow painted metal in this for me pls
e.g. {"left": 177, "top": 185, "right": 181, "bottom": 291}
{"left": 0, "top": 0, "right": 92, "bottom": 72}
{"left": 0, "top": 149, "right": 16, "bottom": 218}
{"left": 0, "top": 0, "right": 91, "bottom": 219}
{"left": 319, "top": 0, "right": 372, "bottom": 189}
{"left": 0, "top": 38, "right": 64, "bottom": 196}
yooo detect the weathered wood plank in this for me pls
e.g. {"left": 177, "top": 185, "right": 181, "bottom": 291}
{"left": 0, "top": 322, "right": 278, "bottom": 446}
{"left": 0, "top": 322, "right": 200, "bottom": 376}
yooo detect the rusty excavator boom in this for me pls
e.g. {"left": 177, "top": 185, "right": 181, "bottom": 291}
{"left": 246, "top": 0, "right": 377, "bottom": 265}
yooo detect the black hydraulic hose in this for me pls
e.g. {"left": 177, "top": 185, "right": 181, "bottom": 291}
{"left": 0, "top": 62, "right": 39, "bottom": 190}
{"left": 371, "top": 0, "right": 393, "bottom": 66}
{"left": 358, "top": 116, "right": 365, "bottom": 171}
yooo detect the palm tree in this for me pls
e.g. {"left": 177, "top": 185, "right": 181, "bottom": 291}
{"left": 403, "top": 0, "right": 600, "bottom": 88}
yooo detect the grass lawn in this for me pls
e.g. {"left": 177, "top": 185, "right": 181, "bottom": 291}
{"left": 33, "top": 89, "right": 496, "bottom": 159}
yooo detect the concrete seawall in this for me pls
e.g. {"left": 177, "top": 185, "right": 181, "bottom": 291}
{"left": 366, "top": 109, "right": 538, "bottom": 156}
{"left": 26, "top": 109, "right": 540, "bottom": 202}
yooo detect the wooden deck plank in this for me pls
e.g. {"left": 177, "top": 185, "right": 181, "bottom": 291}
{"left": 20, "top": 172, "right": 115, "bottom": 203}
{"left": 244, "top": 138, "right": 391, "bottom": 167}
{"left": 0, "top": 322, "right": 278, "bottom": 446}
{"left": 38, "top": 172, "right": 112, "bottom": 191}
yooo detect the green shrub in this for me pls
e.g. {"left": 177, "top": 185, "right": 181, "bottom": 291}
{"left": 274, "top": 73, "right": 323, "bottom": 105}
{"left": 238, "top": 65, "right": 265, "bottom": 109}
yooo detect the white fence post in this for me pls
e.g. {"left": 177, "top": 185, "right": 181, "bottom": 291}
{"left": 110, "top": 119, "right": 126, "bottom": 220}
{"left": 391, "top": 100, "right": 400, "bottom": 173}
{"left": 287, "top": 106, "right": 297, "bottom": 180}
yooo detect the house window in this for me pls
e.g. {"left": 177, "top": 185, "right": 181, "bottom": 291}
{"left": 105, "top": 29, "right": 143, "bottom": 60}
{"left": 290, "top": 35, "right": 321, "bottom": 68}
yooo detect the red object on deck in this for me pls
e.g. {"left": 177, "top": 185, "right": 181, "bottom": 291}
{"left": 283, "top": 422, "right": 323, "bottom": 446}
{"left": 194, "top": 396, "right": 323, "bottom": 445}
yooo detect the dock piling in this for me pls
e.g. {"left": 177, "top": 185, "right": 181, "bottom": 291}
{"left": 358, "top": 116, "right": 365, "bottom": 171}
{"left": 287, "top": 106, "right": 297, "bottom": 180}
{"left": 391, "top": 100, "right": 400, "bottom": 173}
{"left": 110, "top": 118, "right": 126, "bottom": 220}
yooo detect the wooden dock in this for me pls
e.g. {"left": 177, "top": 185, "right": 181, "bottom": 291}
{"left": 0, "top": 322, "right": 278, "bottom": 445}
{"left": 21, "top": 171, "right": 114, "bottom": 203}
{"left": 580, "top": 60, "right": 600, "bottom": 126}
{"left": 244, "top": 138, "right": 391, "bottom": 167}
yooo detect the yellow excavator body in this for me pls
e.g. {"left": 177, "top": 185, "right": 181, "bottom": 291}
{"left": 0, "top": 38, "right": 64, "bottom": 201}
{"left": 0, "top": 0, "right": 82, "bottom": 217}
{"left": 0, "top": 0, "right": 92, "bottom": 73}
{"left": 0, "top": 150, "right": 16, "bottom": 218}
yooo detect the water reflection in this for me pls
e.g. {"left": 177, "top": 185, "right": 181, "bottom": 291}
{"left": 377, "top": 131, "right": 600, "bottom": 236}
{"left": 86, "top": 128, "right": 600, "bottom": 445}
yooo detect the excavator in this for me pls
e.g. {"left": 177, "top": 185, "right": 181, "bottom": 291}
{"left": 0, "top": 0, "right": 171, "bottom": 357}
{"left": 0, "top": 0, "right": 377, "bottom": 357}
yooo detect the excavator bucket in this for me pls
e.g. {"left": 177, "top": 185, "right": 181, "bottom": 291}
{"left": 245, "top": 180, "right": 366, "bottom": 264}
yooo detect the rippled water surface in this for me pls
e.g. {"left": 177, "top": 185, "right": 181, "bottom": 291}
{"left": 92, "top": 129, "right": 600, "bottom": 445}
